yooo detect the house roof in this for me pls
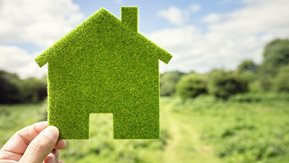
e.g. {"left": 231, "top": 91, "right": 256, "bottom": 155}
{"left": 35, "top": 8, "right": 172, "bottom": 67}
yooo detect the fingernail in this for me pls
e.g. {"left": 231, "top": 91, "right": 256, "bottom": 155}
{"left": 42, "top": 126, "right": 59, "bottom": 140}
{"left": 34, "top": 121, "right": 48, "bottom": 130}
{"left": 46, "top": 153, "right": 57, "bottom": 163}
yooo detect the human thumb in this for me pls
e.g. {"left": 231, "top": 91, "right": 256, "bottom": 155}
{"left": 19, "top": 126, "right": 59, "bottom": 163}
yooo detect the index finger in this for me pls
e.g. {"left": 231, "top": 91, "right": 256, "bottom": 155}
{"left": 1, "top": 121, "right": 48, "bottom": 157}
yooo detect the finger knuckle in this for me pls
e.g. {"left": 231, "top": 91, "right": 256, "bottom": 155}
{"left": 30, "top": 140, "right": 47, "bottom": 153}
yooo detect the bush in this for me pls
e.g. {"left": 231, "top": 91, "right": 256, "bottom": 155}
{"left": 0, "top": 70, "right": 47, "bottom": 104}
{"left": 248, "top": 80, "right": 264, "bottom": 93}
{"left": 208, "top": 70, "right": 248, "bottom": 100}
{"left": 176, "top": 73, "right": 207, "bottom": 102}
{"left": 202, "top": 116, "right": 289, "bottom": 162}
{"left": 263, "top": 39, "right": 289, "bottom": 71}
{"left": 0, "top": 70, "right": 21, "bottom": 104}
{"left": 273, "top": 66, "right": 289, "bottom": 92}
{"left": 237, "top": 60, "right": 258, "bottom": 73}
{"left": 257, "top": 39, "right": 289, "bottom": 91}
{"left": 160, "top": 71, "right": 183, "bottom": 96}
{"left": 19, "top": 77, "right": 47, "bottom": 102}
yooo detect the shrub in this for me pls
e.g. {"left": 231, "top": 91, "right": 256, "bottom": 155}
{"left": 273, "top": 66, "right": 289, "bottom": 92}
{"left": 176, "top": 73, "right": 207, "bottom": 102}
{"left": 208, "top": 70, "right": 248, "bottom": 100}
{"left": 263, "top": 39, "right": 289, "bottom": 71}
{"left": 0, "top": 70, "right": 47, "bottom": 104}
{"left": 237, "top": 60, "right": 258, "bottom": 73}
{"left": 248, "top": 80, "right": 263, "bottom": 93}
{"left": 202, "top": 116, "right": 289, "bottom": 162}
{"left": 0, "top": 70, "right": 21, "bottom": 104}
{"left": 257, "top": 39, "right": 289, "bottom": 91}
{"left": 160, "top": 71, "right": 183, "bottom": 96}
{"left": 19, "top": 77, "right": 47, "bottom": 103}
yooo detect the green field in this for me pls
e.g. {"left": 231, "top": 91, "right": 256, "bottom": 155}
{"left": 1, "top": 94, "right": 289, "bottom": 163}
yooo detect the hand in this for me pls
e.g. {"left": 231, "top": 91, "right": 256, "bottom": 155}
{"left": 0, "top": 121, "right": 66, "bottom": 163}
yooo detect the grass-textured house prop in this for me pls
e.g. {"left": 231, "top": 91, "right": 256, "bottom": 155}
{"left": 35, "top": 7, "right": 172, "bottom": 139}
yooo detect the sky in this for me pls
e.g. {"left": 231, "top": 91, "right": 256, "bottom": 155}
{"left": 0, "top": 0, "right": 289, "bottom": 78}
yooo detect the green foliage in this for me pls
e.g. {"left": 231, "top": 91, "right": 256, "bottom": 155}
{"left": 248, "top": 80, "right": 264, "bottom": 93}
{"left": 2, "top": 96, "right": 289, "bottom": 162}
{"left": 203, "top": 120, "right": 289, "bottom": 162}
{"left": 273, "top": 66, "right": 289, "bottom": 92}
{"left": 237, "top": 60, "right": 259, "bottom": 92}
{"left": 0, "top": 70, "right": 46, "bottom": 104}
{"left": 35, "top": 7, "right": 172, "bottom": 139}
{"left": 160, "top": 71, "right": 183, "bottom": 96}
{"left": 18, "top": 77, "right": 47, "bottom": 103}
{"left": 0, "top": 70, "right": 21, "bottom": 104}
{"left": 258, "top": 39, "right": 289, "bottom": 90}
{"left": 237, "top": 60, "right": 258, "bottom": 73}
{"left": 176, "top": 94, "right": 289, "bottom": 163}
{"left": 230, "top": 92, "right": 289, "bottom": 103}
{"left": 202, "top": 107, "right": 289, "bottom": 162}
{"left": 0, "top": 104, "right": 45, "bottom": 144}
{"left": 256, "top": 70, "right": 274, "bottom": 91}
{"left": 208, "top": 70, "right": 248, "bottom": 100}
{"left": 237, "top": 72, "right": 257, "bottom": 90}
{"left": 263, "top": 39, "right": 289, "bottom": 70}
{"left": 176, "top": 73, "right": 207, "bottom": 102}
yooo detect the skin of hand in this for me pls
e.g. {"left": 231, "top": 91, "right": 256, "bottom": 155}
{"left": 0, "top": 121, "right": 66, "bottom": 163}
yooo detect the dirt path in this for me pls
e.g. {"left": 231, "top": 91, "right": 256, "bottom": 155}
{"left": 161, "top": 103, "right": 182, "bottom": 163}
{"left": 160, "top": 99, "right": 220, "bottom": 163}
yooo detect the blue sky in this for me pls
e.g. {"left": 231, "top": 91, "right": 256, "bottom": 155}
{"left": 0, "top": 0, "right": 288, "bottom": 77}
{"left": 74, "top": 0, "right": 244, "bottom": 33}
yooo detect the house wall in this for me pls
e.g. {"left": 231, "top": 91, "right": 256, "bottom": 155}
{"left": 47, "top": 12, "right": 160, "bottom": 138}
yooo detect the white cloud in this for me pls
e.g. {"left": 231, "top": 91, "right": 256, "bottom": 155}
{"left": 202, "top": 13, "right": 223, "bottom": 24}
{"left": 158, "top": 6, "right": 187, "bottom": 26}
{"left": 189, "top": 4, "right": 201, "bottom": 13}
{"left": 151, "top": 0, "right": 289, "bottom": 73}
{"left": 113, "top": 0, "right": 124, "bottom": 4}
{"left": 0, "top": 0, "right": 83, "bottom": 78}
{"left": 158, "top": 4, "right": 201, "bottom": 26}
{"left": 0, "top": 0, "right": 84, "bottom": 47}
{"left": 0, "top": 45, "right": 46, "bottom": 78}
{"left": 1, "top": 0, "right": 288, "bottom": 77}
{"left": 209, "top": 0, "right": 289, "bottom": 36}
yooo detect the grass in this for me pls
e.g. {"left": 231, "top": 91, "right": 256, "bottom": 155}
{"left": 1, "top": 94, "right": 289, "bottom": 162}
{"left": 35, "top": 7, "right": 172, "bottom": 139}
{"left": 0, "top": 103, "right": 46, "bottom": 144}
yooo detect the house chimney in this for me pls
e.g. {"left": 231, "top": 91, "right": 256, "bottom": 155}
{"left": 121, "top": 7, "right": 138, "bottom": 32}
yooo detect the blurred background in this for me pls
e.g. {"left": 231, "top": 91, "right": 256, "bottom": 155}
{"left": 1, "top": 0, "right": 289, "bottom": 162}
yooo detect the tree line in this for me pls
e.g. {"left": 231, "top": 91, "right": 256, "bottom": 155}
{"left": 1, "top": 38, "right": 288, "bottom": 104}
{"left": 0, "top": 71, "right": 46, "bottom": 104}
{"left": 161, "top": 39, "right": 289, "bottom": 102}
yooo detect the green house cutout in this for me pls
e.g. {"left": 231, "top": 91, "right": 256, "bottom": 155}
{"left": 35, "top": 7, "right": 172, "bottom": 139}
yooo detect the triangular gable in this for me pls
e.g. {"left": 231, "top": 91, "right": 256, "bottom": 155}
{"left": 35, "top": 8, "right": 172, "bottom": 67}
